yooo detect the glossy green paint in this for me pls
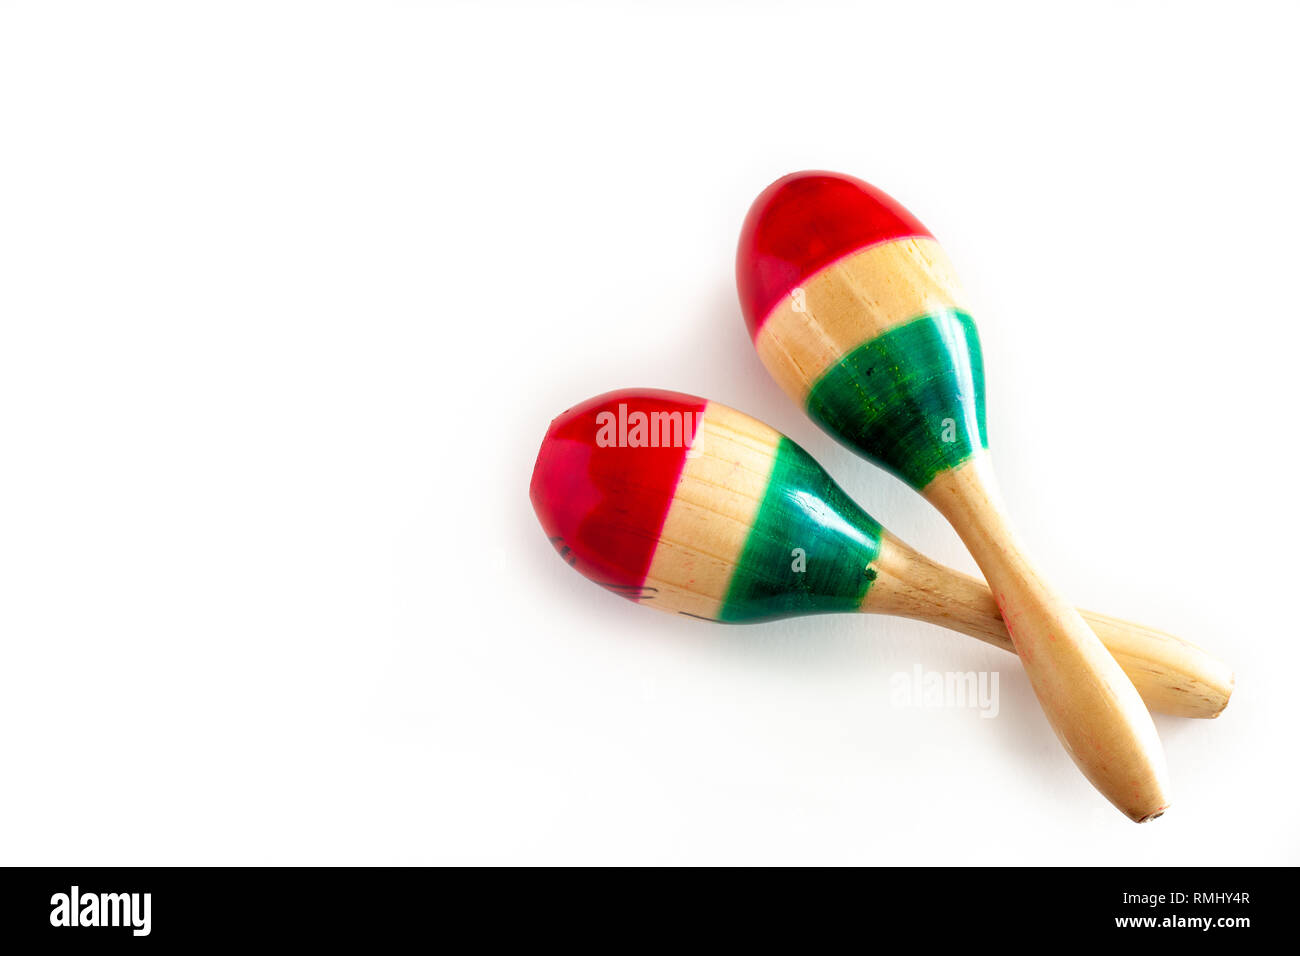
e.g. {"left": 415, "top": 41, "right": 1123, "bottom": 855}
{"left": 805, "top": 309, "right": 988, "bottom": 490}
{"left": 718, "top": 437, "right": 883, "bottom": 623}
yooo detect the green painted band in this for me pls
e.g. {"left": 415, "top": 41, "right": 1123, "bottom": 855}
{"left": 805, "top": 309, "right": 988, "bottom": 490}
{"left": 718, "top": 437, "right": 883, "bottom": 623}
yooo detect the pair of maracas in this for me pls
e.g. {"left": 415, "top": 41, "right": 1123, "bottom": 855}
{"left": 530, "top": 172, "right": 1233, "bottom": 822}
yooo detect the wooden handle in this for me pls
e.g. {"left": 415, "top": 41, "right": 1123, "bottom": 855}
{"left": 924, "top": 456, "right": 1171, "bottom": 822}
{"left": 867, "top": 534, "right": 1233, "bottom": 718}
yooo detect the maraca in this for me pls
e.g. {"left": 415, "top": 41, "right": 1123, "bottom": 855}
{"left": 736, "top": 173, "right": 1177, "bottom": 821}
{"left": 530, "top": 390, "right": 1233, "bottom": 726}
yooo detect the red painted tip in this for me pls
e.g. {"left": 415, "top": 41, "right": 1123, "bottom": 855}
{"left": 736, "top": 171, "right": 932, "bottom": 338}
{"left": 530, "top": 389, "right": 709, "bottom": 601}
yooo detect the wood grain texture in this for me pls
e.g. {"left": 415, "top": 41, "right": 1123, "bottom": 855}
{"left": 641, "top": 402, "right": 780, "bottom": 620}
{"left": 753, "top": 237, "right": 968, "bottom": 405}
{"left": 805, "top": 308, "right": 986, "bottom": 489}
{"left": 866, "top": 533, "right": 1233, "bottom": 719}
{"left": 924, "top": 455, "right": 1171, "bottom": 821}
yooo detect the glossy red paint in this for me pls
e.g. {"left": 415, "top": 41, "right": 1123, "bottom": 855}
{"left": 530, "top": 389, "right": 708, "bottom": 600}
{"left": 736, "top": 171, "right": 933, "bottom": 338}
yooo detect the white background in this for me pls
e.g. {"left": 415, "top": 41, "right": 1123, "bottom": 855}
{"left": 2, "top": 1, "right": 1297, "bottom": 865}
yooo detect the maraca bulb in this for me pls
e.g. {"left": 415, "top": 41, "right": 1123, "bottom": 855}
{"left": 737, "top": 171, "right": 987, "bottom": 491}
{"left": 739, "top": 173, "right": 1174, "bottom": 822}
{"left": 532, "top": 390, "right": 1233, "bottom": 720}
{"left": 530, "top": 389, "right": 883, "bottom": 623}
